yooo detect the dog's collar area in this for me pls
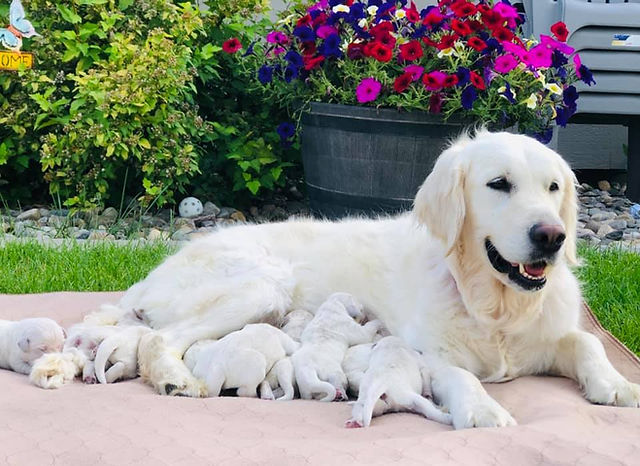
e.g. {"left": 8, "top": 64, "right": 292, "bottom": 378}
{"left": 485, "top": 239, "right": 547, "bottom": 291}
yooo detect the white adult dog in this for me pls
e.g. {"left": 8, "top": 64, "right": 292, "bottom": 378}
{"left": 42, "top": 130, "right": 639, "bottom": 429}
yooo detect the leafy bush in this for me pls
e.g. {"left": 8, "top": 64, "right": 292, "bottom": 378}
{"left": 0, "top": 0, "right": 300, "bottom": 209}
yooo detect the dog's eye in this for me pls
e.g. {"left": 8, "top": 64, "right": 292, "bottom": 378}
{"left": 486, "top": 177, "right": 512, "bottom": 193}
{"left": 549, "top": 181, "right": 559, "bottom": 192}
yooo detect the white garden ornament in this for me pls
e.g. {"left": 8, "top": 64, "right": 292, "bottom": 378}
{"left": 178, "top": 197, "right": 203, "bottom": 218}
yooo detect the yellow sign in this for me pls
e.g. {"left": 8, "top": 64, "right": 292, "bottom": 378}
{"left": 0, "top": 51, "right": 33, "bottom": 71}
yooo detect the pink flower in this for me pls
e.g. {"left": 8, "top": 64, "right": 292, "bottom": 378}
{"left": 267, "top": 46, "right": 286, "bottom": 58}
{"left": 307, "top": 0, "right": 328, "bottom": 12}
{"left": 502, "top": 42, "right": 526, "bottom": 59}
{"left": 317, "top": 25, "right": 338, "bottom": 39}
{"left": 403, "top": 64, "right": 424, "bottom": 82}
{"left": 422, "top": 71, "right": 447, "bottom": 91}
{"left": 356, "top": 77, "right": 382, "bottom": 103}
{"left": 493, "top": 3, "right": 519, "bottom": 29}
{"left": 494, "top": 54, "right": 518, "bottom": 73}
{"left": 526, "top": 44, "right": 552, "bottom": 68}
{"left": 540, "top": 34, "right": 575, "bottom": 54}
{"left": 573, "top": 53, "right": 582, "bottom": 78}
{"left": 266, "top": 31, "right": 290, "bottom": 45}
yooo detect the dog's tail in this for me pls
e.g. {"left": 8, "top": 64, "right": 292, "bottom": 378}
{"left": 296, "top": 365, "right": 336, "bottom": 402}
{"left": 278, "top": 332, "right": 300, "bottom": 356}
{"left": 359, "top": 378, "right": 387, "bottom": 427}
{"left": 94, "top": 335, "right": 119, "bottom": 384}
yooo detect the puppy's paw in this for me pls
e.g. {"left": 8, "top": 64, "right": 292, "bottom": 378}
{"left": 334, "top": 388, "right": 348, "bottom": 402}
{"left": 585, "top": 378, "right": 640, "bottom": 407}
{"left": 344, "top": 419, "right": 363, "bottom": 429}
{"left": 451, "top": 397, "right": 516, "bottom": 429}
{"left": 83, "top": 374, "right": 97, "bottom": 384}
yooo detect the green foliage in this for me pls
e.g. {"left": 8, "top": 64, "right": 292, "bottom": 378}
{"left": 0, "top": 0, "right": 299, "bottom": 209}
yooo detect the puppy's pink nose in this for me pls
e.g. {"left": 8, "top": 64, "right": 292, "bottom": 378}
{"left": 529, "top": 223, "right": 566, "bottom": 254}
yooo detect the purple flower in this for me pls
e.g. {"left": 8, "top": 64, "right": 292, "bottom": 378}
{"left": 319, "top": 33, "right": 342, "bottom": 58}
{"left": 277, "top": 122, "right": 296, "bottom": 140}
{"left": 284, "top": 65, "right": 299, "bottom": 83}
{"left": 293, "top": 26, "right": 316, "bottom": 42}
{"left": 266, "top": 31, "right": 289, "bottom": 45}
{"left": 461, "top": 86, "right": 477, "bottom": 110}
{"left": 555, "top": 105, "right": 575, "bottom": 127}
{"left": 551, "top": 49, "right": 568, "bottom": 68}
{"left": 500, "top": 82, "right": 516, "bottom": 104}
{"left": 563, "top": 85, "right": 579, "bottom": 107}
{"left": 317, "top": 25, "right": 338, "bottom": 39}
{"left": 404, "top": 64, "right": 424, "bottom": 81}
{"left": 356, "top": 77, "right": 382, "bottom": 103}
{"left": 257, "top": 65, "right": 273, "bottom": 84}
{"left": 456, "top": 67, "right": 470, "bottom": 87}
{"left": 285, "top": 51, "right": 304, "bottom": 68}
{"left": 533, "top": 128, "right": 554, "bottom": 144}
{"left": 579, "top": 65, "right": 596, "bottom": 86}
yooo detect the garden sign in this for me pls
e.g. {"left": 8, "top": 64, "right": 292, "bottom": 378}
{"left": 0, "top": 0, "right": 39, "bottom": 70}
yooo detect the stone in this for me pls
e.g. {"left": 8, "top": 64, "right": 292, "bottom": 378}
{"left": 99, "top": 207, "right": 119, "bottom": 226}
{"left": 217, "top": 207, "right": 235, "bottom": 219}
{"left": 597, "top": 180, "right": 611, "bottom": 192}
{"left": 584, "top": 220, "right": 600, "bottom": 233}
{"left": 606, "top": 219, "right": 627, "bottom": 230}
{"left": 88, "top": 230, "right": 115, "bottom": 240}
{"left": 596, "top": 224, "right": 614, "bottom": 237}
{"left": 577, "top": 228, "right": 597, "bottom": 240}
{"left": 249, "top": 206, "right": 259, "bottom": 217}
{"left": 142, "top": 215, "right": 167, "bottom": 228}
{"left": 179, "top": 197, "right": 203, "bottom": 218}
{"left": 203, "top": 202, "right": 221, "bottom": 217}
{"left": 171, "top": 226, "right": 193, "bottom": 241}
{"left": 50, "top": 209, "right": 69, "bottom": 217}
{"left": 147, "top": 228, "right": 168, "bottom": 241}
{"left": 16, "top": 208, "right": 40, "bottom": 221}
{"left": 605, "top": 230, "right": 624, "bottom": 241}
{"left": 174, "top": 218, "right": 195, "bottom": 229}
{"left": 591, "top": 211, "right": 617, "bottom": 222}
{"left": 200, "top": 220, "right": 216, "bottom": 228}
{"left": 230, "top": 211, "right": 246, "bottom": 223}
{"left": 74, "top": 229, "right": 90, "bottom": 240}
{"left": 581, "top": 183, "right": 593, "bottom": 191}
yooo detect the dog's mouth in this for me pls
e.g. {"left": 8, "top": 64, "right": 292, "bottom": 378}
{"left": 485, "top": 239, "right": 547, "bottom": 291}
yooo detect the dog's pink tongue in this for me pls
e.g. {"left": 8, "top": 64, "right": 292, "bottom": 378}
{"left": 524, "top": 263, "right": 545, "bottom": 277}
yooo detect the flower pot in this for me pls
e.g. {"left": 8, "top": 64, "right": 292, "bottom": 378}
{"left": 301, "top": 102, "right": 466, "bottom": 219}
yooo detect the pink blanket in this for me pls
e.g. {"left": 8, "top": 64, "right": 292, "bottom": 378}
{"left": 1, "top": 292, "right": 639, "bottom": 465}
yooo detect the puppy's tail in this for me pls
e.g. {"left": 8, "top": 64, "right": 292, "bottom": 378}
{"left": 359, "top": 378, "right": 387, "bottom": 427}
{"left": 94, "top": 335, "right": 119, "bottom": 384}
{"left": 279, "top": 333, "right": 300, "bottom": 356}
{"left": 296, "top": 365, "right": 336, "bottom": 402}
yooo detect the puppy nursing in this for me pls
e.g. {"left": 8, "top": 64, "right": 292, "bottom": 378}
{"left": 0, "top": 318, "right": 65, "bottom": 375}
{"left": 94, "top": 326, "right": 151, "bottom": 384}
{"left": 345, "top": 337, "right": 452, "bottom": 428}
{"left": 292, "top": 293, "right": 380, "bottom": 401}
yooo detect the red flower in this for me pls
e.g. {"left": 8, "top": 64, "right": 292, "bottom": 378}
{"left": 222, "top": 38, "right": 242, "bottom": 53}
{"left": 371, "top": 42, "right": 393, "bottom": 62}
{"left": 303, "top": 55, "right": 325, "bottom": 70}
{"left": 422, "top": 71, "right": 446, "bottom": 91}
{"left": 467, "top": 36, "right": 487, "bottom": 52}
{"left": 312, "top": 12, "right": 328, "bottom": 28}
{"left": 451, "top": 19, "right": 472, "bottom": 36}
{"left": 477, "top": 4, "right": 491, "bottom": 14}
{"left": 470, "top": 71, "right": 485, "bottom": 90}
{"left": 437, "top": 33, "right": 459, "bottom": 50}
{"left": 481, "top": 10, "right": 504, "bottom": 29}
{"left": 467, "top": 20, "right": 483, "bottom": 32}
{"left": 406, "top": 1, "right": 420, "bottom": 22}
{"left": 550, "top": 21, "right": 569, "bottom": 42}
{"left": 429, "top": 93, "right": 443, "bottom": 114}
{"left": 443, "top": 74, "right": 459, "bottom": 88}
{"left": 377, "top": 33, "right": 396, "bottom": 48}
{"left": 492, "top": 26, "right": 514, "bottom": 42}
{"left": 399, "top": 40, "right": 423, "bottom": 61}
{"left": 452, "top": 2, "right": 477, "bottom": 18}
{"left": 394, "top": 72, "right": 414, "bottom": 93}
{"left": 347, "top": 42, "right": 365, "bottom": 59}
{"left": 296, "top": 14, "right": 312, "bottom": 28}
{"left": 422, "top": 9, "right": 444, "bottom": 27}
{"left": 363, "top": 41, "right": 376, "bottom": 57}
{"left": 370, "top": 21, "right": 394, "bottom": 39}
{"left": 422, "top": 36, "right": 438, "bottom": 48}
{"left": 300, "top": 41, "right": 317, "bottom": 56}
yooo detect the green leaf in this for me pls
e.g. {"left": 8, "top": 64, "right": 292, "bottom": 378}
{"left": 138, "top": 138, "right": 151, "bottom": 149}
{"left": 246, "top": 180, "right": 261, "bottom": 195}
{"left": 270, "top": 166, "right": 282, "bottom": 181}
{"left": 106, "top": 144, "right": 115, "bottom": 157}
{"left": 57, "top": 5, "right": 82, "bottom": 24}
{"left": 118, "top": 0, "right": 134, "bottom": 10}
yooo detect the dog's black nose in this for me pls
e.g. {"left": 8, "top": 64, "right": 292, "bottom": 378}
{"left": 529, "top": 223, "right": 566, "bottom": 254}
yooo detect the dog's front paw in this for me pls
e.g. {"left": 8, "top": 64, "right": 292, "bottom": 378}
{"left": 585, "top": 378, "right": 640, "bottom": 407}
{"left": 451, "top": 397, "right": 516, "bottom": 429}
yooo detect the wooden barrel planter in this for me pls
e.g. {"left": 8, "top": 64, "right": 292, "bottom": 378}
{"left": 301, "top": 102, "right": 467, "bottom": 219}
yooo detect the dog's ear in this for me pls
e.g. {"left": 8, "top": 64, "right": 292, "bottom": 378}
{"left": 413, "top": 143, "right": 467, "bottom": 255}
{"left": 17, "top": 337, "right": 31, "bottom": 352}
{"left": 559, "top": 158, "right": 578, "bottom": 265}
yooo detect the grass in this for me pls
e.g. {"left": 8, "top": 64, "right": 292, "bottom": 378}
{"left": 0, "top": 239, "right": 638, "bottom": 355}
{"left": 576, "top": 245, "right": 640, "bottom": 357}
{"left": 0, "top": 240, "right": 176, "bottom": 294}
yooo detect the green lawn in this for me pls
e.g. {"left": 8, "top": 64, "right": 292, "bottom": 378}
{"left": 1, "top": 240, "right": 638, "bottom": 355}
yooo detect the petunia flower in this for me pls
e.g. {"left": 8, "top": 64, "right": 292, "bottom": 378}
{"left": 367, "top": 5, "right": 378, "bottom": 16}
{"left": 371, "top": 42, "right": 393, "bottom": 62}
{"left": 467, "top": 36, "right": 488, "bottom": 52}
{"left": 332, "top": 4, "right": 350, "bottom": 13}
{"left": 451, "top": 19, "right": 472, "bottom": 36}
{"left": 481, "top": 10, "right": 504, "bottom": 29}
{"left": 319, "top": 33, "right": 342, "bottom": 57}
{"left": 257, "top": 65, "right": 274, "bottom": 84}
{"left": 429, "top": 93, "right": 443, "bottom": 114}
{"left": 317, "top": 25, "right": 339, "bottom": 39}
{"left": 347, "top": 42, "right": 366, "bottom": 59}
{"left": 578, "top": 64, "right": 596, "bottom": 86}
{"left": 524, "top": 93, "right": 537, "bottom": 109}
{"left": 470, "top": 71, "right": 485, "bottom": 90}
{"left": 555, "top": 104, "right": 576, "bottom": 127}
{"left": 492, "top": 26, "right": 514, "bottom": 42}
{"left": 285, "top": 51, "right": 304, "bottom": 68}
{"left": 494, "top": 54, "right": 518, "bottom": 73}
{"left": 222, "top": 38, "right": 242, "bottom": 54}
{"left": 550, "top": 21, "right": 569, "bottom": 42}
{"left": 563, "top": 85, "right": 579, "bottom": 107}
{"left": 403, "top": 64, "right": 424, "bottom": 81}
{"left": 540, "top": 35, "right": 574, "bottom": 55}
{"left": 277, "top": 122, "right": 296, "bottom": 140}
{"left": 443, "top": 74, "right": 459, "bottom": 88}
{"left": 394, "top": 72, "right": 413, "bottom": 93}
{"left": 304, "top": 55, "right": 325, "bottom": 70}
{"left": 293, "top": 26, "right": 316, "bottom": 42}
{"left": 526, "top": 44, "right": 552, "bottom": 68}
{"left": 422, "top": 9, "right": 444, "bottom": 28}
{"left": 405, "top": 1, "right": 420, "bottom": 22}
{"left": 284, "top": 65, "right": 299, "bottom": 83}
{"left": 545, "top": 82, "right": 563, "bottom": 95}
{"left": 493, "top": 3, "right": 519, "bottom": 29}
{"left": 394, "top": 8, "right": 406, "bottom": 19}
{"left": 456, "top": 67, "right": 471, "bottom": 86}
{"left": 461, "top": 86, "right": 477, "bottom": 109}
{"left": 356, "top": 77, "right": 382, "bottom": 103}
{"left": 266, "top": 31, "right": 289, "bottom": 45}
{"left": 399, "top": 40, "right": 423, "bottom": 61}
{"left": 451, "top": 2, "right": 477, "bottom": 18}
{"left": 498, "top": 84, "right": 516, "bottom": 104}
{"left": 422, "top": 71, "right": 447, "bottom": 91}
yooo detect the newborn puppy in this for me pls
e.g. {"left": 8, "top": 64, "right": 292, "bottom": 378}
{"left": 260, "top": 357, "right": 295, "bottom": 401}
{"left": 345, "top": 336, "right": 452, "bottom": 428}
{"left": 292, "top": 292, "right": 380, "bottom": 402}
{"left": 280, "top": 309, "right": 314, "bottom": 342}
{"left": 0, "top": 318, "right": 65, "bottom": 374}
{"left": 94, "top": 325, "right": 151, "bottom": 384}
{"left": 342, "top": 343, "right": 374, "bottom": 397}
{"left": 184, "top": 323, "right": 299, "bottom": 398}
{"left": 30, "top": 323, "right": 119, "bottom": 388}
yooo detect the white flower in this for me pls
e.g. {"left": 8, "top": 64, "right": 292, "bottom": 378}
{"left": 332, "top": 4, "right": 350, "bottom": 13}
{"left": 498, "top": 86, "right": 515, "bottom": 101}
{"left": 545, "top": 82, "right": 562, "bottom": 95}
{"left": 536, "top": 73, "right": 546, "bottom": 86}
{"left": 358, "top": 18, "right": 367, "bottom": 28}
{"left": 276, "top": 14, "right": 296, "bottom": 26}
{"left": 395, "top": 9, "right": 406, "bottom": 19}
{"left": 524, "top": 93, "right": 538, "bottom": 109}
{"left": 367, "top": 5, "right": 378, "bottom": 15}
{"left": 437, "top": 48, "right": 456, "bottom": 58}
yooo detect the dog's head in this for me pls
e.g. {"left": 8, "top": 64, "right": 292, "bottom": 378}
{"left": 414, "top": 130, "right": 577, "bottom": 293}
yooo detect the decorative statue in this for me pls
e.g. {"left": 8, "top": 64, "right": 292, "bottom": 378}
{"left": 0, "top": 0, "right": 39, "bottom": 52}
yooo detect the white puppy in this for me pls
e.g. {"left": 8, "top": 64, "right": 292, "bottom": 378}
{"left": 184, "top": 324, "right": 299, "bottom": 398}
{"left": 292, "top": 292, "right": 380, "bottom": 402}
{"left": 0, "top": 318, "right": 65, "bottom": 374}
{"left": 345, "top": 336, "right": 452, "bottom": 428}
{"left": 94, "top": 325, "right": 151, "bottom": 384}
{"left": 280, "top": 309, "right": 314, "bottom": 342}
{"left": 342, "top": 343, "right": 374, "bottom": 396}
{"left": 30, "top": 323, "right": 120, "bottom": 388}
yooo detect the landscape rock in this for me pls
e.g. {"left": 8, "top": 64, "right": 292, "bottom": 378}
{"left": 16, "top": 208, "right": 40, "bottom": 221}
{"left": 203, "top": 202, "right": 221, "bottom": 217}
{"left": 597, "top": 180, "right": 611, "bottom": 192}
